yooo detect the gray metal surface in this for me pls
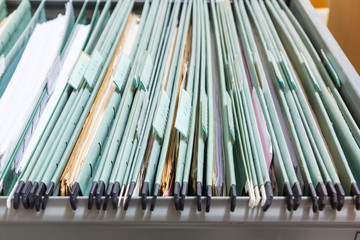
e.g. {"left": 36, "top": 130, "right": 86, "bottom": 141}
{"left": 0, "top": 197, "right": 359, "bottom": 224}
{"left": 0, "top": 197, "right": 359, "bottom": 240}
{"left": 0, "top": 224, "right": 358, "bottom": 240}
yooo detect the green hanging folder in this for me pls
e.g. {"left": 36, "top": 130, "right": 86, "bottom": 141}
{"left": 0, "top": 0, "right": 46, "bottom": 97}
{"left": 234, "top": 0, "right": 298, "bottom": 210}
{"left": 121, "top": 1, "right": 176, "bottom": 210}
{"left": 174, "top": 0, "right": 198, "bottom": 210}
{"left": 201, "top": 0, "right": 215, "bottom": 212}
{"left": 140, "top": 0, "right": 181, "bottom": 210}
{"left": 209, "top": 0, "right": 237, "bottom": 211}
{"left": 116, "top": 0, "right": 171, "bottom": 210}
{"left": 1, "top": 1, "right": 73, "bottom": 198}
{"left": 0, "top": 0, "right": 31, "bottom": 57}
{"left": 0, "top": 0, "right": 6, "bottom": 21}
{"left": 278, "top": 1, "right": 360, "bottom": 148}
{"left": 179, "top": 0, "right": 202, "bottom": 210}
{"left": 63, "top": 0, "right": 135, "bottom": 210}
{"left": 248, "top": 0, "right": 327, "bottom": 212}
{"left": 11, "top": 0, "right": 115, "bottom": 210}
{"left": 148, "top": 0, "right": 192, "bottom": 211}
{"left": 255, "top": 0, "right": 343, "bottom": 210}
{"left": 265, "top": 0, "right": 360, "bottom": 210}
{"left": 91, "top": 0, "right": 151, "bottom": 210}
{"left": 101, "top": 0, "right": 163, "bottom": 210}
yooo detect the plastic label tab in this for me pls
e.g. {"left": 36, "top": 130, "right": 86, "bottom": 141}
{"left": 68, "top": 51, "right": 91, "bottom": 90}
{"left": 174, "top": 89, "right": 192, "bottom": 138}
{"left": 153, "top": 91, "right": 170, "bottom": 139}
{"left": 84, "top": 50, "right": 103, "bottom": 88}
{"left": 200, "top": 88, "right": 208, "bottom": 137}
{"left": 226, "top": 92, "right": 235, "bottom": 143}
{"left": 140, "top": 53, "right": 153, "bottom": 90}
{"left": 113, "top": 53, "right": 131, "bottom": 91}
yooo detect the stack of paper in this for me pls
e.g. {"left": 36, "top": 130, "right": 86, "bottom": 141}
{"left": 0, "top": 6, "right": 72, "bottom": 188}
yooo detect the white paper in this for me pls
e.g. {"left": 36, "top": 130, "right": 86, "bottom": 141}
{"left": 0, "top": 10, "right": 72, "bottom": 175}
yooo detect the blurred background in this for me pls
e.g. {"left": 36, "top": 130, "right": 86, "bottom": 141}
{"left": 312, "top": 0, "right": 360, "bottom": 74}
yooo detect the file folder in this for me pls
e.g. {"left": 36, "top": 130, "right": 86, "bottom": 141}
{"left": 0, "top": 0, "right": 6, "bottom": 21}
{"left": 0, "top": 0, "right": 46, "bottom": 97}
{"left": 0, "top": 0, "right": 31, "bottom": 58}
{"left": 0, "top": 2, "right": 73, "bottom": 199}
{"left": 12, "top": 0, "right": 111, "bottom": 209}
{"left": 265, "top": 0, "right": 360, "bottom": 210}
{"left": 0, "top": 0, "right": 357, "bottom": 214}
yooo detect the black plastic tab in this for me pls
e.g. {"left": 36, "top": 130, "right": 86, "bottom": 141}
{"left": 351, "top": 183, "right": 360, "bottom": 210}
{"left": 13, "top": 181, "right": 25, "bottom": 209}
{"left": 263, "top": 181, "right": 273, "bottom": 212}
{"left": 335, "top": 183, "right": 345, "bottom": 211}
{"left": 42, "top": 182, "right": 54, "bottom": 210}
{"left": 309, "top": 183, "right": 318, "bottom": 213}
{"left": 206, "top": 185, "right": 211, "bottom": 213}
{"left": 196, "top": 182, "right": 202, "bottom": 212}
{"left": 124, "top": 182, "right": 136, "bottom": 210}
{"left": 141, "top": 182, "right": 149, "bottom": 210}
{"left": 230, "top": 184, "right": 236, "bottom": 212}
{"left": 150, "top": 184, "right": 160, "bottom": 211}
{"left": 292, "top": 182, "right": 302, "bottom": 211}
{"left": 283, "top": 182, "right": 294, "bottom": 211}
{"left": 180, "top": 182, "right": 188, "bottom": 211}
{"left": 316, "top": 182, "right": 328, "bottom": 211}
{"left": 174, "top": 182, "right": 181, "bottom": 211}
{"left": 326, "top": 181, "right": 337, "bottom": 209}
{"left": 28, "top": 182, "right": 38, "bottom": 209}
{"left": 69, "top": 182, "right": 81, "bottom": 210}
{"left": 111, "top": 182, "right": 120, "bottom": 209}
{"left": 88, "top": 181, "right": 97, "bottom": 210}
{"left": 21, "top": 181, "right": 33, "bottom": 209}
{"left": 35, "top": 182, "right": 46, "bottom": 211}
{"left": 96, "top": 181, "right": 105, "bottom": 210}
{"left": 103, "top": 182, "right": 113, "bottom": 211}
